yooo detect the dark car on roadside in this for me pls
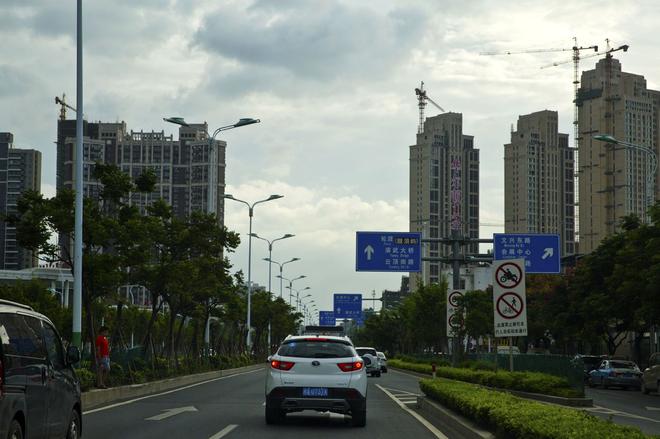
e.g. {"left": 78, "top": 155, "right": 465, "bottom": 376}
{"left": 0, "top": 299, "right": 82, "bottom": 439}
{"left": 574, "top": 354, "right": 605, "bottom": 382}
{"left": 588, "top": 359, "right": 642, "bottom": 390}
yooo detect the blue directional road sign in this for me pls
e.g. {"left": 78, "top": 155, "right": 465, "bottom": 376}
{"left": 319, "top": 311, "right": 335, "bottom": 326}
{"left": 334, "top": 293, "right": 362, "bottom": 319}
{"left": 493, "top": 233, "right": 561, "bottom": 274}
{"left": 355, "top": 231, "right": 421, "bottom": 272}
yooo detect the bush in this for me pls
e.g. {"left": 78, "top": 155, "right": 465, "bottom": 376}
{"left": 420, "top": 378, "right": 649, "bottom": 439}
{"left": 75, "top": 368, "right": 95, "bottom": 391}
{"left": 389, "top": 359, "right": 581, "bottom": 398}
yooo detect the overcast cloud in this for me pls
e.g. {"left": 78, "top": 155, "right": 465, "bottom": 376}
{"left": 1, "top": 0, "right": 657, "bottom": 315}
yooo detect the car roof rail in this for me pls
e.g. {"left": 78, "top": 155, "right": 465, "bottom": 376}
{"left": 0, "top": 299, "right": 35, "bottom": 311}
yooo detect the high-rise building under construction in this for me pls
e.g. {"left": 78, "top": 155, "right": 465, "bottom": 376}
{"left": 577, "top": 57, "right": 660, "bottom": 253}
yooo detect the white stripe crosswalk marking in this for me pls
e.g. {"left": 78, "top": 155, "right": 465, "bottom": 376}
{"left": 208, "top": 424, "right": 238, "bottom": 439}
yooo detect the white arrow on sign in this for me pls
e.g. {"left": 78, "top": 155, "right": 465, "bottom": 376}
{"left": 541, "top": 247, "right": 554, "bottom": 260}
{"left": 145, "top": 406, "right": 198, "bottom": 421}
{"left": 364, "top": 245, "right": 375, "bottom": 261}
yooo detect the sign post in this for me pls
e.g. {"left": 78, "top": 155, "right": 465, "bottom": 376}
{"left": 492, "top": 258, "right": 528, "bottom": 372}
{"left": 355, "top": 232, "right": 421, "bottom": 272}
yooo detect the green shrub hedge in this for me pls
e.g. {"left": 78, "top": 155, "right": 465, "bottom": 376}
{"left": 420, "top": 378, "right": 649, "bottom": 439}
{"left": 389, "top": 359, "right": 581, "bottom": 398}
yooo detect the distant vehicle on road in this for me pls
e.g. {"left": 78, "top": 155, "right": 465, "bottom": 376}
{"left": 574, "top": 354, "right": 605, "bottom": 382}
{"left": 355, "top": 347, "right": 381, "bottom": 377}
{"left": 0, "top": 299, "right": 82, "bottom": 439}
{"left": 588, "top": 359, "right": 642, "bottom": 390}
{"left": 377, "top": 352, "right": 388, "bottom": 373}
{"left": 265, "top": 335, "right": 367, "bottom": 427}
{"left": 642, "top": 353, "right": 660, "bottom": 394}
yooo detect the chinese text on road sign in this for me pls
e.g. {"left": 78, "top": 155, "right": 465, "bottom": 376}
{"left": 493, "top": 233, "right": 560, "bottom": 274}
{"left": 355, "top": 232, "right": 421, "bottom": 272}
{"left": 492, "top": 259, "right": 528, "bottom": 337}
{"left": 333, "top": 293, "right": 362, "bottom": 319}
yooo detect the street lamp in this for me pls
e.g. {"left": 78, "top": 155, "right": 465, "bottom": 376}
{"left": 277, "top": 275, "right": 306, "bottom": 305}
{"left": 250, "top": 233, "right": 294, "bottom": 295}
{"left": 163, "top": 116, "right": 260, "bottom": 215}
{"left": 594, "top": 134, "right": 658, "bottom": 223}
{"left": 265, "top": 258, "right": 300, "bottom": 298}
{"left": 251, "top": 233, "right": 294, "bottom": 350}
{"left": 224, "top": 194, "right": 283, "bottom": 352}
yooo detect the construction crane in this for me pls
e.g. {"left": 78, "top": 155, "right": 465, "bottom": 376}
{"left": 480, "top": 38, "right": 607, "bottom": 245}
{"left": 415, "top": 81, "right": 446, "bottom": 134}
{"left": 539, "top": 40, "right": 628, "bottom": 245}
{"left": 55, "top": 94, "right": 77, "bottom": 121}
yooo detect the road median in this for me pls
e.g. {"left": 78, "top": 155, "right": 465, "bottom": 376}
{"left": 83, "top": 363, "right": 264, "bottom": 410}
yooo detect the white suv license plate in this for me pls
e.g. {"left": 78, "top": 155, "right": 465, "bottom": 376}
{"left": 302, "top": 387, "right": 329, "bottom": 397}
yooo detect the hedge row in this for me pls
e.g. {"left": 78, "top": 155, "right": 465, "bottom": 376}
{"left": 389, "top": 359, "right": 581, "bottom": 398}
{"left": 420, "top": 378, "right": 649, "bottom": 439}
{"left": 76, "top": 354, "right": 256, "bottom": 391}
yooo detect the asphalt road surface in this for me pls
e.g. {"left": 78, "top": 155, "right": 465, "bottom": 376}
{"left": 83, "top": 367, "right": 446, "bottom": 439}
{"left": 585, "top": 386, "right": 660, "bottom": 435}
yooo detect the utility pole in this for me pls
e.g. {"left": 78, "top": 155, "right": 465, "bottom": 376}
{"left": 422, "top": 234, "right": 493, "bottom": 365}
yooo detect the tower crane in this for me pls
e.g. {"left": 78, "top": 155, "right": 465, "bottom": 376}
{"left": 480, "top": 38, "right": 609, "bottom": 245}
{"left": 415, "top": 81, "right": 446, "bottom": 134}
{"left": 55, "top": 94, "right": 77, "bottom": 121}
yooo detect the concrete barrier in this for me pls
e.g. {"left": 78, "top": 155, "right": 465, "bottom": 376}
{"left": 83, "top": 364, "right": 265, "bottom": 410}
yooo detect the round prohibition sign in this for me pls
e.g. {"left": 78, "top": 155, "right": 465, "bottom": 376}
{"left": 448, "top": 291, "right": 463, "bottom": 307}
{"left": 448, "top": 313, "right": 463, "bottom": 329}
{"left": 495, "top": 262, "right": 522, "bottom": 289}
{"left": 496, "top": 292, "right": 524, "bottom": 320}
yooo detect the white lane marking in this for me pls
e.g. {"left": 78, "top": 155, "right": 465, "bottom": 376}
{"left": 376, "top": 384, "right": 448, "bottom": 439}
{"left": 145, "top": 406, "right": 198, "bottom": 421}
{"left": 83, "top": 369, "right": 262, "bottom": 415}
{"left": 647, "top": 406, "right": 660, "bottom": 411}
{"left": 262, "top": 402, "right": 266, "bottom": 406}
{"left": 208, "top": 424, "right": 238, "bottom": 439}
{"left": 583, "top": 405, "right": 660, "bottom": 423}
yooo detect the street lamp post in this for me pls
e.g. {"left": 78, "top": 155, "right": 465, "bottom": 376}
{"left": 164, "top": 116, "right": 260, "bottom": 353}
{"left": 594, "top": 134, "right": 658, "bottom": 223}
{"left": 251, "top": 234, "right": 294, "bottom": 294}
{"left": 278, "top": 275, "right": 306, "bottom": 305}
{"left": 265, "top": 258, "right": 300, "bottom": 298}
{"left": 163, "top": 117, "right": 260, "bottom": 215}
{"left": 251, "top": 233, "right": 294, "bottom": 349}
{"left": 224, "top": 194, "right": 284, "bottom": 352}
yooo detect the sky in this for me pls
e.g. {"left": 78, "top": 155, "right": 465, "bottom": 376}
{"left": 2, "top": 0, "right": 659, "bottom": 318}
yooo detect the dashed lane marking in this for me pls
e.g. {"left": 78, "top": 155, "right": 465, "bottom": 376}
{"left": 583, "top": 405, "right": 660, "bottom": 423}
{"left": 208, "top": 424, "right": 238, "bottom": 439}
{"left": 376, "top": 384, "right": 448, "bottom": 439}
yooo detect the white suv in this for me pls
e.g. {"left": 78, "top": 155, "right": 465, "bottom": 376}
{"left": 355, "top": 347, "right": 381, "bottom": 377}
{"left": 265, "top": 335, "right": 367, "bottom": 427}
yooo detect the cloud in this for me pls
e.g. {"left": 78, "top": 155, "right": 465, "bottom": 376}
{"left": 194, "top": 1, "right": 428, "bottom": 82}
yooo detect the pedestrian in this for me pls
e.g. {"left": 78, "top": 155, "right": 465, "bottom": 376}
{"left": 95, "top": 326, "right": 111, "bottom": 389}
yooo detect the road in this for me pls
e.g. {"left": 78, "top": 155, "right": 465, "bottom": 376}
{"left": 585, "top": 387, "right": 660, "bottom": 435}
{"left": 83, "top": 367, "right": 446, "bottom": 439}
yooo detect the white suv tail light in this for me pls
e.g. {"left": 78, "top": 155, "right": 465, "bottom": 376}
{"left": 337, "top": 361, "right": 363, "bottom": 372}
{"left": 271, "top": 360, "right": 295, "bottom": 371}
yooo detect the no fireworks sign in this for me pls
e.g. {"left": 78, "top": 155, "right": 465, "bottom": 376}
{"left": 492, "top": 258, "right": 528, "bottom": 337}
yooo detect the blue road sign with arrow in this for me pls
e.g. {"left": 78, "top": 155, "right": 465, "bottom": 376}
{"left": 333, "top": 293, "right": 362, "bottom": 319}
{"left": 493, "top": 233, "right": 561, "bottom": 274}
{"left": 319, "top": 311, "right": 335, "bottom": 326}
{"left": 355, "top": 231, "right": 421, "bottom": 272}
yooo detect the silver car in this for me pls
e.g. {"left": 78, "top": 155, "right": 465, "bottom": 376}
{"left": 642, "top": 353, "right": 660, "bottom": 394}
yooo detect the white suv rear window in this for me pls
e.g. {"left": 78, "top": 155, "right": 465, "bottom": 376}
{"left": 278, "top": 340, "right": 354, "bottom": 358}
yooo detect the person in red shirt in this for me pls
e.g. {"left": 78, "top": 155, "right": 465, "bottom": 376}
{"left": 95, "top": 326, "right": 111, "bottom": 388}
